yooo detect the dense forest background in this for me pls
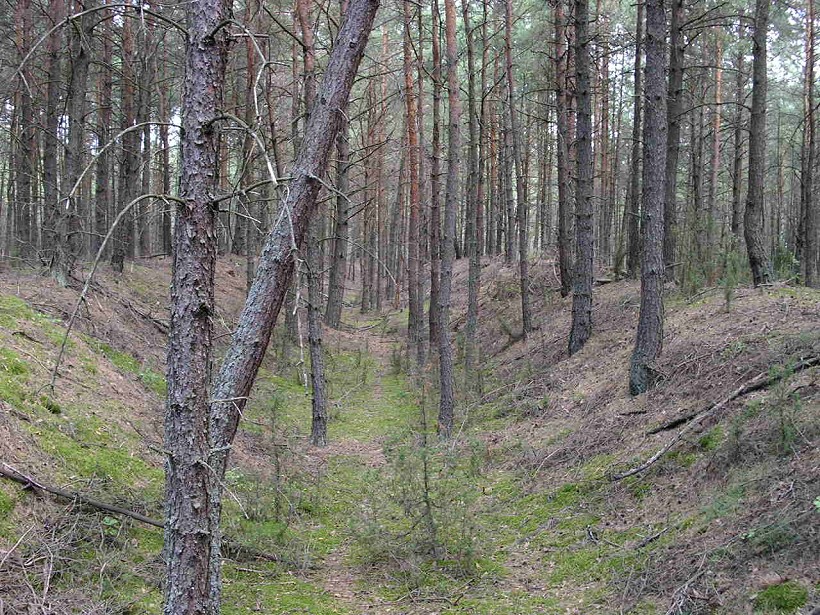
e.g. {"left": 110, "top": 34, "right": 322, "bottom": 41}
{"left": 0, "top": 0, "right": 819, "bottom": 613}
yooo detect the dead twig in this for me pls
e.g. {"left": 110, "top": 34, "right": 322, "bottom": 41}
{"left": 612, "top": 356, "right": 819, "bottom": 480}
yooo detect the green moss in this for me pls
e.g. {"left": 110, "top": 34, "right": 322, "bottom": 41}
{"left": 625, "top": 476, "right": 653, "bottom": 501}
{"left": 0, "top": 295, "right": 40, "bottom": 326}
{"left": 703, "top": 483, "right": 746, "bottom": 521}
{"left": 698, "top": 426, "right": 724, "bottom": 451}
{"left": 753, "top": 581, "right": 808, "bottom": 613}
{"left": 0, "top": 348, "right": 29, "bottom": 376}
{"left": 444, "top": 591, "right": 562, "bottom": 614}
{"left": 0, "top": 296, "right": 67, "bottom": 345}
{"left": 0, "top": 487, "right": 15, "bottom": 518}
{"left": 0, "top": 348, "right": 30, "bottom": 409}
{"left": 31, "top": 416, "right": 163, "bottom": 499}
{"left": 222, "top": 565, "right": 349, "bottom": 615}
{"left": 88, "top": 340, "right": 166, "bottom": 397}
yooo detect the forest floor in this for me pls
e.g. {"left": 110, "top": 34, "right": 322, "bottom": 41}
{"left": 0, "top": 255, "right": 818, "bottom": 614}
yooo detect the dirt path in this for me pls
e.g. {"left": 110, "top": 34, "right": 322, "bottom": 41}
{"left": 303, "top": 328, "right": 402, "bottom": 614}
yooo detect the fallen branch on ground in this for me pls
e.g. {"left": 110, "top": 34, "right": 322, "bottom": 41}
{"left": 0, "top": 463, "right": 296, "bottom": 566}
{"left": 612, "top": 356, "right": 819, "bottom": 480}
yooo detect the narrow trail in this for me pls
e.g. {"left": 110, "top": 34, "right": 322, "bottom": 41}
{"left": 302, "top": 324, "right": 408, "bottom": 614}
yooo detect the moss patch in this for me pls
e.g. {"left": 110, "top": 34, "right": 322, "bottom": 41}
{"left": 753, "top": 581, "right": 808, "bottom": 613}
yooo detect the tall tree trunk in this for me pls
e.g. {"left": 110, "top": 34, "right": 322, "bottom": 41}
{"left": 163, "top": 0, "right": 231, "bottom": 610}
{"left": 14, "top": 0, "right": 35, "bottom": 258}
{"left": 630, "top": 0, "right": 667, "bottom": 395}
{"left": 324, "top": 107, "right": 350, "bottom": 327}
{"left": 94, "top": 7, "right": 113, "bottom": 257}
{"left": 56, "top": 0, "right": 95, "bottom": 284}
{"left": 204, "top": 3, "right": 379, "bottom": 607}
{"left": 403, "top": 0, "right": 423, "bottom": 366}
{"left": 745, "top": 0, "right": 773, "bottom": 286}
{"left": 428, "top": 0, "right": 443, "bottom": 348}
{"left": 438, "top": 0, "right": 461, "bottom": 438}
{"left": 801, "top": 0, "right": 818, "bottom": 287}
{"left": 730, "top": 44, "right": 746, "bottom": 241}
{"left": 706, "top": 35, "right": 723, "bottom": 275}
{"left": 504, "top": 0, "right": 531, "bottom": 337}
{"left": 554, "top": 0, "right": 573, "bottom": 297}
{"left": 568, "top": 0, "right": 593, "bottom": 355}
{"left": 625, "top": 0, "right": 644, "bottom": 278}
{"left": 664, "top": 0, "right": 684, "bottom": 280}
{"left": 43, "top": 0, "right": 63, "bottom": 273}
{"left": 297, "top": 0, "right": 327, "bottom": 447}
{"left": 112, "top": 15, "right": 138, "bottom": 273}
{"left": 462, "top": 0, "right": 480, "bottom": 374}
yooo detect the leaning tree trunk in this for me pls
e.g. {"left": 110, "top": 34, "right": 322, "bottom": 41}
{"left": 568, "top": 0, "right": 594, "bottom": 356}
{"left": 744, "top": 0, "right": 772, "bottom": 286}
{"left": 163, "top": 0, "right": 231, "bottom": 611}
{"left": 438, "top": 0, "right": 461, "bottom": 438}
{"left": 630, "top": 0, "right": 667, "bottom": 395}
{"left": 204, "top": 0, "right": 379, "bottom": 606}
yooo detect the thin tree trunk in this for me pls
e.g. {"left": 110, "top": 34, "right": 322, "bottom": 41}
{"left": 462, "top": 0, "right": 480, "bottom": 374}
{"left": 568, "top": 0, "right": 594, "bottom": 355}
{"left": 626, "top": 0, "right": 644, "bottom": 278}
{"left": 324, "top": 107, "right": 350, "bottom": 327}
{"left": 429, "top": 0, "right": 443, "bottom": 348}
{"left": 664, "top": 0, "right": 683, "bottom": 280}
{"left": 59, "top": 0, "right": 95, "bottom": 282}
{"left": 504, "top": 0, "right": 531, "bottom": 337}
{"left": 801, "top": 0, "right": 818, "bottom": 286}
{"left": 745, "top": 0, "right": 773, "bottom": 286}
{"left": 554, "top": 0, "right": 572, "bottom": 296}
{"left": 630, "top": 0, "right": 667, "bottom": 395}
{"left": 43, "top": 0, "right": 63, "bottom": 273}
{"left": 438, "top": 0, "right": 461, "bottom": 437}
{"left": 731, "top": 44, "right": 745, "bottom": 242}
{"left": 403, "top": 0, "right": 423, "bottom": 366}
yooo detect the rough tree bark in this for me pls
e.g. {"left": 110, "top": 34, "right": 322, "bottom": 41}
{"left": 731, "top": 42, "right": 745, "bottom": 242}
{"left": 438, "top": 0, "right": 461, "bottom": 438}
{"left": 163, "top": 0, "right": 231, "bottom": 612}
{"left": 55, "top": 0, "right": 95, "bottom": 284}
{"left": 744, "top": 0, "right": 773, "bottom": 286}
{"left": 504, "top": 0, "right": 531, "bottom": 338}
{"left": 568, "top": 0, "right": 594, "bottom": 356}
{"left": 462, "top": 0, "right": 480, "bottom": 374}
{"left": 204, "top": 0, "right": 379, "bottom": 606}
{"left": 801, "top": 0, "right": 818, "bottom": 287}
{"left": 663, "top": 0, "right": 683, "bottom": 281}
{"left": 553, "top": 0, "right": 573, "bottom": 297}
{"left": 630, "top": 0, "right": 667, "bottom": 395}
{"left": 429, "top": 0, "right": 443, "bottom": 349}
{"left": 403, "top": 0, "right": 423, "bottom": 365}
{"left": 625, "top": 0, "right": 643, "bottom": 279}
{"left": 324, "top": 114, "right": 350, "bottom": 327}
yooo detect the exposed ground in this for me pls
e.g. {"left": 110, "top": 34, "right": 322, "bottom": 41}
{"left": 0, "top": 255, "right": 818, "bottom": 614}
